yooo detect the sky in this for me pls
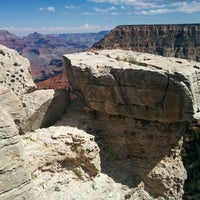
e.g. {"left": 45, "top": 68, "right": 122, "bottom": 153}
{"left": 0, "top": 0, "right": 200, "bottom": 36}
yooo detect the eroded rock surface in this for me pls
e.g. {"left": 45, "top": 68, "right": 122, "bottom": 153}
{"left": 20, "top": 89, "right": 69, "bottom": 133}
{"left": 0, "top": 106, "right": 32, "bottom": 200}
{"left": 22, "top": 126, "right": 100, "bottom": 179}
{"left": 0, "top": 44, "right": 36, "bottom": 95}
{"left": 64, "top": 49, "right": 200, "bottom": 123}
{"left": 63, "top": 49, "right": 200, "bottom": 199}
{"left": 1, "top": 45, "right": 200, "bottom": 199}
{"left": 0, "top": 86, "right": 25, "bottom": 126}
{"left": 0, "top": 45, "right": 69, "bottom": 200}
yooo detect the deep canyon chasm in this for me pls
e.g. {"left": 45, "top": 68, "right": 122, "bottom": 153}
{"left": 1, "top": 45, "right": 200, "bottom": 199}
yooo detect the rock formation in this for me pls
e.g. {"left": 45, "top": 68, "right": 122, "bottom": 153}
{"left": 0, "top": 106, "right": 33, "bottom": 200}
{"left": 63, "top": 49, "right": 200, "bottom": 199}
{"left": 1, "top": 44, "right": 200, "bottom": 199}
{"left": 92, "top": 24, "right": 200, "bottom": 62}
{"left": 0, "top": 45, "right": 69, "bottom": 199}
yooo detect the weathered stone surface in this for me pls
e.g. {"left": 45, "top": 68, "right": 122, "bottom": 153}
{"left": 22, "top": 126, "right": 100, "bottom": 180}
{"left": 0, "top": 45, "right": 72, "bottom": 199}
{"left": 64, "top": 49, "right": 200, "bottom": 123}
{"left": 0, "top": 106, "right": 32, "bottom": 200}
{"left": 62, "top": 49, "right": 200, "bottom": 199}
{"left": 0, "top": 86, "right": 25, "bottom": 125}
{"left": 0, "top": 44, "right": 36, "bottom": 95}
{"left": 20, "top": 89, "right": 69, "bottom": 133}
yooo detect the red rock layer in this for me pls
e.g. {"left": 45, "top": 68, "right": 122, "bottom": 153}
{"left": 36, "top": 70, "right": 71, "bottom": 90}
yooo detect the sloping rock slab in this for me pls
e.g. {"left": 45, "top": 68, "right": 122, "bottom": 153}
{"left": 0, "top": 86, "right": 25, "bottom": 126}
{"left": 0, "top": 106, "right": 32, "bottom": 200}
{"left": 20, "top": 89, "right": 69, "bottom": 133}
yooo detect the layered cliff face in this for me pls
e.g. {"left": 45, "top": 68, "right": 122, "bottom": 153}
{"left": 92, "top": 24, "right": 200, "bottom": 62}
{"left": 63, "top": 49, "right": 200, "bottom": 199}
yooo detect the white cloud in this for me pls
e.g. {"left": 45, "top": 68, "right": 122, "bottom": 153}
{"left": 65, "top": 5, "right": 80, "bottom": 9}
{"left": 47, "top": 6, "right": 55, "bottom": 12}
{"left": 88, "top": 0, "right": 164, "bottom": 9}
{"left": 174, "top": 1, "right": 200, "bottom": 13}
{"left": 82, "top": 12, "right": 96, "bottom": 15}
{"left": 138, "top": 1, "right": 200, "bottom": 15}
{"left": 94, "top": 6, "right": 117, "bottom": 13}
{"left": 139, "top": 9, "right": 172, "bottom": 15}
{"left": 89, "top": 0, "right": 200, "bottom": 14}
{"left": 39, "top": 6, "right": 55, "bottom": 12}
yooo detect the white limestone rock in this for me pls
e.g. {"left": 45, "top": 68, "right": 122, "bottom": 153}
{"left": 0, "top": 106, "right": 33, "bottom": 200}
{"left": 22, "top": 126, "right": 100, "bottom": 179}
{"left": 20, "top": 89, "right": 69, "bottom": 133}
{"left": 0, "top": 44, "right": 36, "bottom": 96}
{"left": 0, "top": 86, "right": 25, "bottom": 126}
{"left": 64, "top": 49, "right": 200, "bottom": 123}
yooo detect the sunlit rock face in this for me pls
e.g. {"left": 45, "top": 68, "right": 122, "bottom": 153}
{"left": 64, "top": 49, "right": 200, "bottom": 199}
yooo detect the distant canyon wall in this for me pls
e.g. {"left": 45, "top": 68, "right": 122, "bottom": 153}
{"left": 92, "top": 24, "right": 200, "bottom": 62}
{"left": 0, "top": 30, "right": 108, "bottom": 82}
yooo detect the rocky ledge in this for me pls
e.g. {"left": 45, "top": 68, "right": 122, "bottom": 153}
{"left": 63, "top": 49, "right": 200, "bottom": 199}
{"left": 1, "top": 45, "right": 200, "bottom": 199}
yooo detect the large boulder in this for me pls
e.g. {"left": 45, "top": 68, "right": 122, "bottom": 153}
{"left": 63, "top": 49, "right": 200, "bottom": 199}
{"left": 64, "top": 49, "right": 200, "bottom": 123}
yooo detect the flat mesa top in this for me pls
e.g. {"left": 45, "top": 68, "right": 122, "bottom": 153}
{"left": 64, "top": 49, "right": 200, "bottom": 76}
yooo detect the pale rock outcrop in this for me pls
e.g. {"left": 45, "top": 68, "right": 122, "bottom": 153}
{"left": 0, "top": 105, "right": 32, "bottom": 200}
{"left": 63, "top": 49, "right": 200, "bottom": 199}
{"left": 64, "top": 49, "right": 200, "bottom": 123}
{"left": 0, "top": 44, "right": 36, "bottom": 95}
{"left": 20, "top": 89, "right": 69, "bottom": 133}
{"left": 0, "top": 45, "right": 69, "bottom": 200}
{"left": 0, "top": 44, "right": 69, "bottom": 132}
{"left": 0, "top": 86, "right": 25, "bottom": 125}
{"left": 22, "top": 126, "right": 100, "bottom": 180}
